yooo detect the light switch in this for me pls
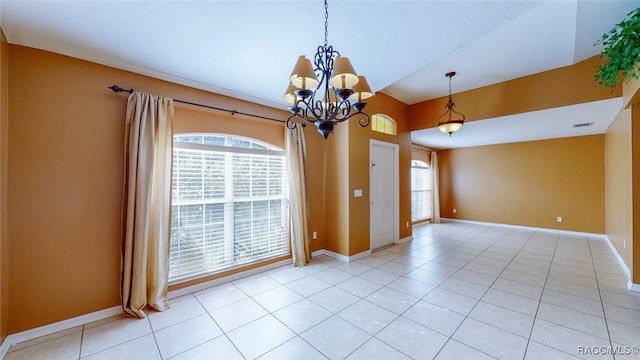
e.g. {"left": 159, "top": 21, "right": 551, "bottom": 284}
{"left": 354, "top": 189, "right": 363, "bottom": 197}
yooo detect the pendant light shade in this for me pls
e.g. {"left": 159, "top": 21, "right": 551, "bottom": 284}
{"left": 289, "top": 55, "right": 319, "bottom": 90}
{"left": 437, "top": 71, "right": 466, "bottom": 136}
{"left": 329, "top": 56, "right": 359, "bottom": 89}
{"left": 349, "top": 76, "right": 374, "bottom": 102}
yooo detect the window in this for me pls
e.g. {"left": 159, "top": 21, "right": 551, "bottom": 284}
{"left": 371, "top": 114, "right": 397, "bottom": 136}
{"left": 170, "top": 134, "right": 288, "bottom": 282}
{"left": 411, "top": 159, "right": 432, "bottom": 222}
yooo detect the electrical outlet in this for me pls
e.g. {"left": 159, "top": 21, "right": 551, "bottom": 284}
{"left": 312, "top": 231, "right": 317, "bottom": 240}
{"left": 406, "top": 221, "right": 409, "bottom": 228}
{"left": 556, "top": 216, "right": 563, "bottom": 223}
{"left": 453, "top": 208, "right": 457, "bottom": 214}
{"left": 624, "top": 240, "right": 626, "bottom": 249}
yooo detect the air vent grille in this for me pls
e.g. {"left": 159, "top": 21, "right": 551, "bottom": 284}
{"left": 573, "top": 122, "right": 594, "bottom": 128}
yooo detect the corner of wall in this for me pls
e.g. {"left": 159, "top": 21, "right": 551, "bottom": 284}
{"left": 0, "top": 26, "right": 10, "bottom": 344}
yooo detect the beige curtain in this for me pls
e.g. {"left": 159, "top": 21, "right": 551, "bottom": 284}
{"left": 431, "top": 152, "right": 441, "bottom": 224}
{"left": 122, "top": 91, "right": 174, "bottom": 318}
{"left": 286, "top": 125, "right": 311, "bottom": 267}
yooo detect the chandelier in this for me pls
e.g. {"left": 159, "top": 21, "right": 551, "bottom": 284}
{"left": 438, "top": 72, "right": 465, "bottom": 136}
{"left": 284, "top": 0, "right": 374, "bottom": 139}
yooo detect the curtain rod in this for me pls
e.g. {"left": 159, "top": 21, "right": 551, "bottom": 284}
{"left": 108, "top": 85, "right": 286, "bottom": 124}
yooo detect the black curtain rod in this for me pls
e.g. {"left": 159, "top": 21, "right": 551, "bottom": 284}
{"left": 108, "top": 85, "right": 286, "bottom": 124}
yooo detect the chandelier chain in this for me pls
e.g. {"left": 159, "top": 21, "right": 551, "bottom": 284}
{"left": 324, "top": 0, "right": 329, "bottom": 49}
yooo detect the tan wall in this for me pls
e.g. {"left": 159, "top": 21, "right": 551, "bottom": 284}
{"left": 439, "top": 135, "right": 605, "bottom": 233}
{"left": 605, "top": 108, "right": 634, "bottom": 277}
{"left": 633, "top": 105, "right": 640, "bottom": 284}
{"left": 409, "top": 56, "right": 621, "bottom": 131}
{"left": 6, "top": 44, "right": 299, "bottom": 333}
{"left": 324, "top": 122, "right": 350, "bottom": 255}
{"left": 0, "top": 28, "right": 9, "bottom": 343}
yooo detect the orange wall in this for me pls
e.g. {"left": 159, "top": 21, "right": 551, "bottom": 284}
{"left": 409, "top": 56, "right": 621, "bottom": 130}
{"left": 6, "top": 44, "right": 301, "bottom": 333}
{"left": 605, "top": 108, "right": 633, "bottom": 277}
{"left": 0, "top": 28, "right": 9, "bottom": 343}
{"left": 439, "top": 135, "right": 605, "bottom": 233}
{"left": 633, "top": 105, "right": 640, "bottom": 284}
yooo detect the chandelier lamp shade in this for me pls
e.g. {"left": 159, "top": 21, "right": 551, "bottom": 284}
{"left": 284, "top": 0, "right": 374, "bottom": 139}
{"left": 437, "top": 72, "right": 466, "bottom": 136}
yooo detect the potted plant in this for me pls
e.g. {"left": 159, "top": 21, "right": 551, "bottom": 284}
{"left": 595, "top": 8, "right": 640, "bottom": 88}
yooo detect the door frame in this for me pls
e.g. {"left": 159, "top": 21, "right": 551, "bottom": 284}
{"left": 369, "top": 139, "right": 400, "bottom": 249}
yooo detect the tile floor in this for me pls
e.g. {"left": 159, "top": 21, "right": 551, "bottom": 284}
{"left": 5, "top": 221, "right": 640, "bottom": 360}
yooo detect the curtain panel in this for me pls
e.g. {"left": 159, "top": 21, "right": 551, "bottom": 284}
{"left": 121, "top": 91, "right": 174, "bottom": 318}
{"left": 286, "top": 126, "right": 311, "bottom": 267}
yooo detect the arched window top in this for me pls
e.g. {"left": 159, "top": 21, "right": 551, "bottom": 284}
{"left": 174, "top": 133, "right": 281, "bottom": 151}
{"left": 411, "top": 159, "right": 429, "bottom": 168}
{"left": 371, "top": 114, "right": 397, "bottom": 136}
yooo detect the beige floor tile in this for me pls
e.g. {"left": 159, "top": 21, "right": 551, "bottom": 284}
{"left": 438, "top": 277, "right": 489, "bottom": 299}
{"left": 346, "top": 337, "right": 412, "bottom": 360}
{"left": 365, "top": 287, "right": 419, "bottom": 314}
{"left": 210, "top": 298, "right": 268, "bottom": 332}
{"left": 451, "top": 268, "right": 497, "bottom": 287}
{"left": 385, "top": 276, "right": 435, "bottom": 298}
{"left": 227, "top": 315, "right": 295, "bottom": 360}
{"left": 357, "top": 268, "right": 400, "bottom": 286}
{"left": 81, "top": 317, "right": 151, "bottom": 357}
{"left": 530, "top": 319, "right": 612, "bottom": 360}
{"left": 338, "top": 300, "right": 398, "bottom": 335}
{"left": 285, "top": 275, "right": 332, "bottom": 297}
{"left": 525, "top": 341, "right": 581, "bottom": 360}
{"left": 469, "top": 301, "right": 534, "bottom": 338}
{"left": 607, "top": 320, "right": 640, "bottom": 347}
{"left": 300, "top": 316, "right": 371, "bottom": 360}
{"left": 194, "top": 283, "right": 249, "bottom": 311}
{"left": 541, "top": 289, "right": 604, "bottom": 317}
{"left": 8, "top": 326, "right": 82, "bottom": 353}
{"left": 147, "top": 295, "right": 205, "bottom": 331}
{"left": 491, "top": 278, "right": 543, "bottom": 300}
{"left": 6, "top": 332, "right": 81, "bottom": 360}
{"left": 312, "top": 267, "right": 354, "bottom": 285}
{"left": 252, "top": 286, "right": 304, "bottom": 312}
{"left": 273, "top": 299, "right": 332, "bottom": 334}
{"left": 153, "top": 314, "right": 222, "bottom": 359}
{"left": 170, "top": 336, "right": 243, "bottom": 360}
{"left": 402, "top": 301, "right": 465, "bottom": 336}
{"left": 434, "top": 339, "right": 496, "bottom": 360}
{"left": 80, "top": 334, "right": 160, "bottom": 360}
{"left": 423, "top": 288, "right": 479, "bottom": 315}
{"left": 376, "top": 316, "right": 448, "bottom": 360}
{"left": 603, "top": 303, "right": 640, "bottom": 328}
{"left": 404, "top": 268, "right": 449, "bottom": 286}
{"left": 453, "top": 318, "right": 528, "bottom": 360}
{"left": 336, "top": 277, "right": 384, "bottom": 298}
{"left": 308, "top": 287, "right": 361, "bottom": 313}
{"left": 536, "top": 302, "right": 609, "bottom": 340}
{"left": 258, "top": 336, "right": 327, "bottom": 360}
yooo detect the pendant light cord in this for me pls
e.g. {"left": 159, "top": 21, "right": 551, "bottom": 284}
{"left": 324, "top": 0, "right": 329, "bottom": 49}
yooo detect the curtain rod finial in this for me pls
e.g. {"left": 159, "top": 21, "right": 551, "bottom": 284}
{"left": 108, "top": 85, "right": 133, "bottom": 93}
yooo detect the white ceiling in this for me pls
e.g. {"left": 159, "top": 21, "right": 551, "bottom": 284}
{"left": 1, "top": 0, "right": 638, "bottom": 149}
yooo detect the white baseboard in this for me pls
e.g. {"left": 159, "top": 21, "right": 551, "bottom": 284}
{"left": 1, "top": 305, "right": 122, "bottom": 358}
{"left": 167, "top": 258, "right": 291, "bottom": 299}
{"left": 629, "top": 281, "right": 640, "bottom": 292}
{"left": 442, "top": 218, "right": 606, "bottom": 239}
{"left": 603, "top": 235, "right": 640, "bottom": 293}
{"left": 396, "top": 236, "right": 413, "bottom": 244}
{"left": 312, "top": 249, "right": 371, "bottom": 263}
{"left": 0, "top": 257, "right": 293, "bottom": 358}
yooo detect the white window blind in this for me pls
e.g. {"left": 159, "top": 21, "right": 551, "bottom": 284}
{"left": 169, "top": 134, "right": 288, "bottom": 282}
{"left": 411, "top": 160, "right": 432, "bottom": 222}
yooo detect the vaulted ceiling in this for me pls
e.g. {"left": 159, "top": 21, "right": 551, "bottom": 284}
{"left": 2, "top": 1, "right": 638, "bottom": 148}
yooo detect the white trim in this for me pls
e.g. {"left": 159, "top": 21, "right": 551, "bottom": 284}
{"left": 312, "top": 249, "right": 371, "bottom": 263}
{"left": 603, "top": 236, "right": 632, "bottom": 279}
{"left": 0, "top": 338, "right": 11, "bottom": 360}
{"left": 3, "top": 305, "right": 122, "bottom": 354}
{"left": 167, "top": 258, "right": 291, "bottom": 299}
{"left": 629, "top": 282, "right": 640, "bottom": 293}
{"left": 0, "top": 257, "right": 293, "bottom": 358}
{"left": 396, "top": 236, "right": 413, "bottom": 244}
{"left": 370, "top": 139, "right": 400, "bottom": 249}
{"left": 441, "top": 218, "right": 606, "bottom": 239}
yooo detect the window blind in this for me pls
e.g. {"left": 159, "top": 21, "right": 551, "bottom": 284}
{"left": 169, "top": 135, "right": 288, "bottom": 282}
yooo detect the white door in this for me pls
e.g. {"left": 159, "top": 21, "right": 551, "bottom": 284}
{"left": 370, "top": 141, "right": 398, "bottom": 250}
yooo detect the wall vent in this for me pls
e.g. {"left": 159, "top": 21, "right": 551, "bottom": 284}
{"left": 573, "top": 122, "right": 594, "bottom": 128}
